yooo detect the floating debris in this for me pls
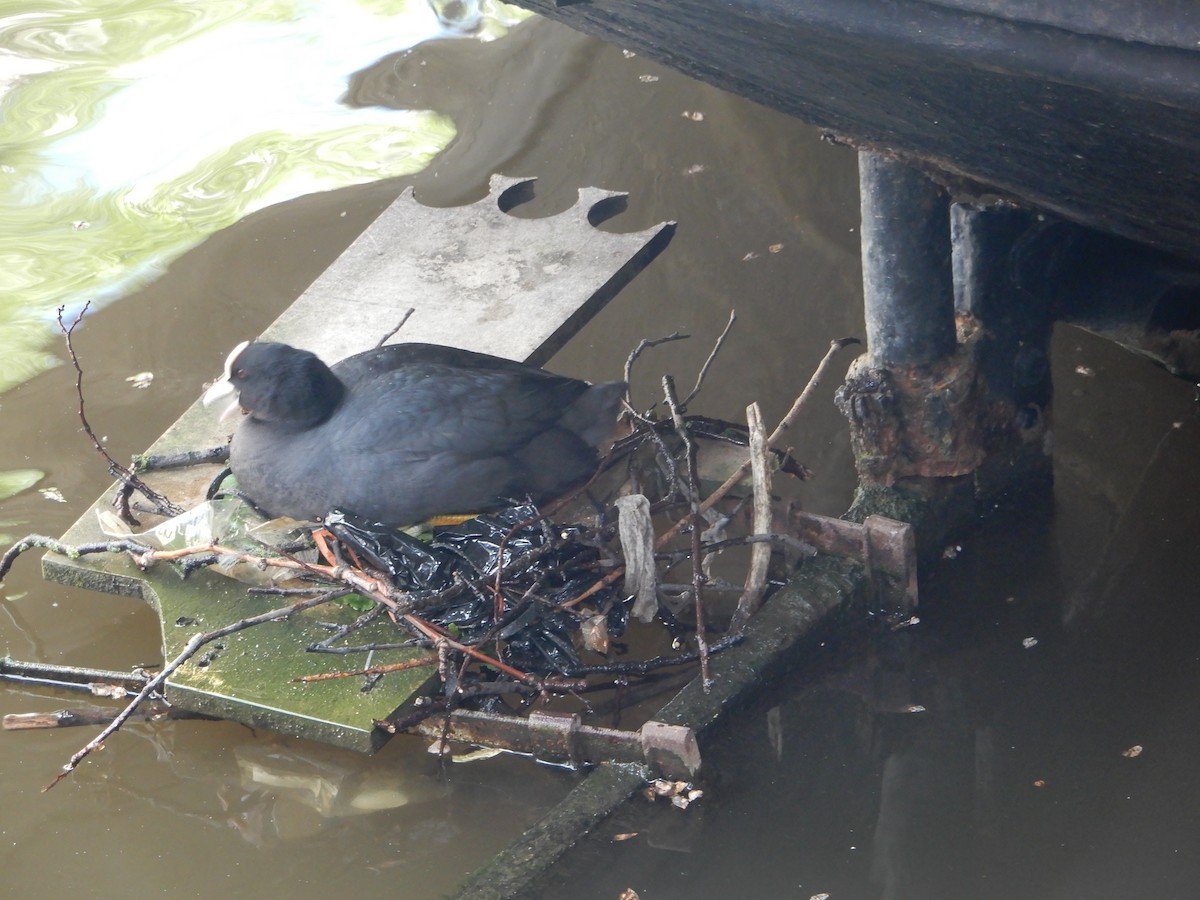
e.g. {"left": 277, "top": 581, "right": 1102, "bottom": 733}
{"left": 681, "top": 110, "right": 704, "bottom": 121}
{"left": 1022, "top": 636, "right": 1039, "bottom": 649}
{"left": 642, "top": 778, "right": 703, "bottom": 810}
{"left": 38, "top": 487, "right": 66, "bottom": 503}
{"left": 1121, "top": 744, "right": 1144, "bottom": 758}
{"left": 638, "top": 74, "right": 659, "bottom": 83}
{"left": 1074, "top": 364, "right": 1095, "bottom": 377}
{"left": 125, "top": 372, "right": 154, "bottom": 389}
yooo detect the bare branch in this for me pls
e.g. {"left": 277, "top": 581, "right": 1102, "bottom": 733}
{"left": 45, "top": 589, "right": 344, "bottom": 790}
{"left": 662, "top": 374, "right": 711, "bottom": 690}
{"left": 376, "top": 307, "right": 416, "bottom": 347}
{"left": 55, "top": 303, "right": 185, "bottom": 524}
{"left": 680, "top": 309, "right": 736, "bottom": 407}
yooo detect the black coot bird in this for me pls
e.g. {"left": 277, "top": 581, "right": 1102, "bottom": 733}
{"left": 202, "top": 340, "right": 626, "bottom": 526}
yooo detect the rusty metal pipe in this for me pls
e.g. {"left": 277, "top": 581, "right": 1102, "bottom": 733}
{"left": 859, "top": 151, "right": 957, "bottom": 367}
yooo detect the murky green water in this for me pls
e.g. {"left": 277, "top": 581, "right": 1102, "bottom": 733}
{"left": 0, "top": 0, "right": 529, "bottom": 393}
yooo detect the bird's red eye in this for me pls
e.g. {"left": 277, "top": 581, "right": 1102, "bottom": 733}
{"left": 235, "top": 368, "right": 248, "bottom": 379}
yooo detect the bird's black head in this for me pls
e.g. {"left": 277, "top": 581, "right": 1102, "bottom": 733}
{"left": 218, "top": 341, "right": 346, "bottom": 429}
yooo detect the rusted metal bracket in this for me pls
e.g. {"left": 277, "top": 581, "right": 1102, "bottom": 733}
{"left": 408, "top": 709, "right": 701, "bottom": 780}
{"left": 790, "top": 511, "right": 918, "bottom": 612}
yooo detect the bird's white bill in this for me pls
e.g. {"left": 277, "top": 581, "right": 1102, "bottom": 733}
{"left": 201, "top": 377, "right": 242, "bottom": 421}
{"left": 202, "top": 340, "right": 250, "bottom": 421}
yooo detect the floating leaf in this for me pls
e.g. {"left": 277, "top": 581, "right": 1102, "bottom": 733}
{"left": 0, "top": 469, "right": 43, "bottom": 501}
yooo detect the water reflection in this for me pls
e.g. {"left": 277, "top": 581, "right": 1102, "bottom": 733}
{"left": 0, "top": 0, "right": 529, "bottom": 393}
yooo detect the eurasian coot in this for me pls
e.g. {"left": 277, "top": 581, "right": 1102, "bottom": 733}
{"left": 202, "top": 340, "right": 626, "bottom": 525}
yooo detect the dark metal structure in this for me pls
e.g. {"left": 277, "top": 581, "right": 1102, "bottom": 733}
{"left": 513, "top": 0, "right": 1200, "bottom": 264}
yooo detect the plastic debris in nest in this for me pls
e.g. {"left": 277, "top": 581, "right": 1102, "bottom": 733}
{"left": 97, "top": 498, "right": 314, "bottom": 585}
{"left": 323, "top": 504, "right": 628, "bottom": 676}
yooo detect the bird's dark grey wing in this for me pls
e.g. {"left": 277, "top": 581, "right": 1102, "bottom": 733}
{"left": 330, "top": 363, "right": 588, "bottom": 461}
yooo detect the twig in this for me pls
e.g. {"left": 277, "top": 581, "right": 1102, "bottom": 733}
{"left": 768, "top": 337, "right": 861, "bottom": 446}
{"left": 623, "top": 330, "right": 690, "bottom": 387}
{"left": 290, "top": 654, "right": 437, "bottom": 682}
{"left": 5, "top": 705, "right": 215, "bottom": 731}
{"left": 55, "top": 303, "right": 185, "bottom": 524}
{"left": 376, "top": 307, "right": 416, "bottom": 347}
{"left": 42, "top": 592, "right": 343, "bottom": 787}
{"left": 560, "top": 632, "right": 744, "bottom": 676}
{"left": 680, "top": 309, "right": 736, "bottom": 407}
{"left": 45, "top": 590, "right": 344, "bottom": 790}
{"left": 0, "top": 535, "right": 157, "bottom": 582}
{"left": 0, "top": 655, "right": 151, "bottom": 693}
{"left": 131, "top": 446, "right": 230, "bottom": 471}
{"left": 562, "top": 337, "right": 859, "bottom": 612}
{"left": 654, "top": 336, "right": 860, "bottom": 546}
{"left": 662, "top": 375, "right": 711, "bottom": 690}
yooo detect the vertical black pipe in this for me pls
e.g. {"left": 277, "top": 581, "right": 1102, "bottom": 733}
{"left": 951, "top": 203, "right": 1051, "bottom": 411}
{"left": 859, "top": 152, "right": 957, "bottom": 367}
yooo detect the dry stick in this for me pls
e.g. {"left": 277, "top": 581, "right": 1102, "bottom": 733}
{"left": 730, "top": 402, "right": 773, "bottom": 632}
{"left": 5, "top": 705, "right": 214, "bottom": 731}
{"left": 397, "top": 613, "right": 535, "bottom": 682}
{"left": 623, "top": 330, "right": 690, "bottom": 388}
{"left": 45, "top": 590, "right": 343, "bottom": 790}
{"left": 0, "top": 535, "right": 158, "bottom": 582}
{"left": 150, "top": 542, "right": 538, "bottom": 682}
{"left": 55, "top": 304, "right": 185, "bottom": 523}
{"left": 662, "top": 375, "right": 711, "bottom": 690}
{"left": 290, "top": 655, "right": 438, "bottom": 683}
{"left": 376, "top": 307, "right": 416, "bottom": 347}
{"left": 680, "top": 309, "right": 736, "bottom": 407}
{"left": 563, "top": 337, "right": 860, "bottom": 610}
